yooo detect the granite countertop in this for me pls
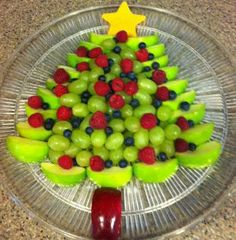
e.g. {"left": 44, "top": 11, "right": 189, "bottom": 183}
{"left": 0, "top": 0, "right": 235, "bottom": 239}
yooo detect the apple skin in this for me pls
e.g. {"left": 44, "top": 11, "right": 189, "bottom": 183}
{"left": 127, "top": 35, "right": 159, "bottom": 50}
{"left": 159, "top": 66, "right": 179, "bottom": 81}
{"left": 37, "top": 87, "right": 60, "bottom": 110}
{"left": 142, "top": 55, "right": 169, "bottom": 68}
{"left": 161, "top": 79, "right": 188, "bottom": 94}
{"left": 90, "top": 33, "right": 113, "bottom": 45}
{"left": 67, "top": 53, "right": 90, "bottom": 68}
{"left": 147, "top": 43, "right": 165, "bottom": 58}
{"left": 92, "top": 188, "right": 121, "bottom": 240}
{"left": 7, "top": 136, "right": 49, "bottom": 163}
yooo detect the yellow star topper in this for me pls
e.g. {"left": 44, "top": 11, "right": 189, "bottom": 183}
{"left": 102, "top": 1, "right": 146, "bottom": 37}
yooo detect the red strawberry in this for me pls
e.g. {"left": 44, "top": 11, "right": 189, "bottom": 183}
{"left": 57, "top": 106, "right": 72, "bottom": 121}
{"left": 94, "top": 81, "right": 110, "bottom": 96}
{"left": 27, "top": 96, "right": 42, "bottom": 109}
{"left": 175, "top": 138, "right": 189, "bottom": 152}
{"left": 53, "top": 84, "right": 68, "bottom": 97}
{"left": 120, "top": 58, "right": 133, "bottom": 74}
{"left": 135, "top": 48, "right": 149, "bottom": 62}
{"left": 156, "top": 86, "right": 169, "bottom": 101}
{"left": 90, "top": 111, "right": 107, "bottom": 129}
{"left": 53, "top": 68, "right": 70, "bottom": 84}
{"left": 152, "top": 70, "right": 166, "bottom": 84}
{"left": 58, "top": 155, "right": 73, "bottom": 169}
{"left": 138, "top": 147, "right": 156, "bottom": 164}
{"left": 76, "top": 62, "right": 89, "bottom": 72}
{"left": 109, "top": 94, "right": 125, "bottom": 109}
{"left": 116, "top": 30, "right": 128, "bottom": 43}
{"left": 90, "top": 155, "right": 105, "bottom": 171}
{"left": 124, "top": 81, "right": 138, "bottom": 96}
{"left": 75, "top": 46, "right": 88, "bottom": 57}
{"left": 111, "top": 78, "right": 125, "bottom": 92}
{"left": 88, "top": 47, "right": 103, "bottom": 58}
{"left": 28, "top": 113, "right": 44, "bottom": 128}
{"left": 140, "top": 113, "right": 157, "bottom": 129}
{"left": 176, "top": 116, "right": 189, "bottom": 131}
{"left": 95, "top": 54, "right": 109, "bottom": 68}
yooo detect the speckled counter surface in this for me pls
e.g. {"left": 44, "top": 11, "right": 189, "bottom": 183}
{"left": 0, "top": 0, "right": 235, "bottom": 239}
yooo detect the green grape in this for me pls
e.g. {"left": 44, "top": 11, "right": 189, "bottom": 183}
{"left": 105, "top": 73, "right": 116, "bottom": 82}
{"left": 52, "top": 121, "right": 72, "bottom": 135}
{"left": 68, "top": 79, "right": 87, "bottom": 94}
{"left": 123, "top": 146, "right": 138, "bottom": 162}
{"left": 134, "top": 129, "right": 149, "bottom": 149}
{"left": 79, "top": 114, "right": 92, "bottom": 131}
{"left": 79, "top": 71, "right": 90, "bottom": 83}
{"left": 160, "top": 121, "right": 169, "bottom": 129}
{"left": 138, "top": 78, "right": 157, "bottom": 94}
{"left": 160, "top": 140, "right": 175, "bottom": 158}
{"left": 76, "top": 150, "right": 92, "bottom": 167}
{"left": 48, "top": 135, "right": 70, "bottom": 151}
{"left": 93, "top": 146, "right": 109, "bottom": 160}
{"left": 123, "top": 130, "right": 133, "bottom": 138}
{"left": 157, "top": 106, "right": 172, "bottom": 121}
{"left": 111, "top": 64, "right": 121, "bottom": 76}
{"left": 105, "top": 132, "right": 124, "bottom": 150}
{"left": 107, "top": 52, "right": 121, "bottom": 64}
{"left": 119, "top": 92, "right": 131, "bottom": 103}
{"left": 109, "top": 119, "right": 125, "bottom": 132}
{"left": 64, "top": 143, "right": 80, "bottom": 158}
{"left": 72, "top": 103, "right": 89, "bottom": 117}
{"left": 121, "top": 104, "right": 133, "bottom": 118}
{"left": 60, "top": 93, "right": 80, "bottom": 107}
{"left": 124, "top": 116, "right": 140, "bottom": 132}
{"left": 48, "top": 149, "right": 64, "bottom": 163}
{"left": 88, "top": 82, "right": 96, "bottom": 95}
{"left": 120, "top": 48, "right": 135, "bottom": 59}
{"left": 150, "top": 144, "right": 160, "bottom": 155}
{"left": 109, "top": 147, "right": 123, "bottom": 164}
{"left": 101, "top": 39, "right": 116, "bottom": 51}
{"left": 89, "top": 60, "right": 97, "bottom": 69}
{"left": 88, "top": 96, "right": 107, "bottom": 113}
{"left": 133, "top": 60, "right": 143, "bottom": 74}
{"left": 134, "top": 89, "right": 152, "bottom": 105}
{"left": 149, "top": 126, "right": 165, "bottom": 146}
{"left": 71, "top": 129, "right": 91, "bottom": 149}
{"left": 164, "top": 124, "right": 181, "bottom": 140}
{"left": 91, "top": 130, "right": 107, "bottom": 147}
{"left": 89, "top": 67, "right": 104, "bottom": 82}
{"left": 134, "top": 105, "right": 156, "bottom": 118}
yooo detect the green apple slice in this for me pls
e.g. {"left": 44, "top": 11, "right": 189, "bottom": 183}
{"left": 16, "top": 122, "right": 52, "bottom": 141}
{"left": 46, "top": 78, "right": 57, "bottom": 90}
{"left": 176, "top": 141, "right": 221, "bottom": 168}
{"left": 87, "top": 166, "right": 132, "bottom": 188}
{"left": 127, "top": 35, "right": 159, "bottom": 50}
{"left": 142, "top": 55, "right": 169, "bottom": 68}
{"left": 160, "top": 79, "right": 188, "bottom": 94}
{"left": 133, "top": 158, "right": 178, "bottom": 183}
{"left": 67, "top": 53, "right": 91, "bottom": 68}
{"left": 58, "top": 65, "right": 80, "bottom": 79}
{"left": 90, "top": 33, "right": 113, "bottom": 44}
{"left": 79, "top": 40, "right": 102, "bottom": 50}
{"left": 159, "top": 66, "right": 179, "bottom": 81}
{"left": 25, "top": 104, "right": 57, "bottom": 120}
{"left": 7, "top": 136, "right": 49, "bottom": 163}
{"left": 41, "top": 162, "right": 86, "bottom": 186}
{"left": 37, "top": 88, "right": 60, "bottom": 110}
{"left": 147, "top": 43, "right": 165, "bottom": 58}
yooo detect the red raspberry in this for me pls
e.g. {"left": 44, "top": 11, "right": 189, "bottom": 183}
{"left": 109, "top": 94, "right": 125, "bottom": 109}
{"left": 138, "top": 147, "right": 156, "bottom": 164}
{"left": 124, "top": 81, "right": 138, "bottom": 96}
{"left": 111, "top": 78, "right": 125, "bottom": 92}
{"left": 90, "top": 155, "right": 105, "bottom": 171}
{"left": 176, "top": 116, "right": 189, "bottom": 131}
{"left": 120, "top": 58, "right": 133, "bottom": 73}
{"left": 53, "top": 68, "right": 70, "bottom": 84}
{"left": 116, "top": 30, "right": 128, "bottom": 43}
{"left": 94, "top": 81, "right": 110, "bottom": 96}
{"left": 90, "top": 111, "right": 107, "bottom": 129}
{"left": 28, "top": 113, "right": 44, "bottom": 128}
{"left": 76, "top": 62, "right": 89, "bottom": 72}
{"left": 95, "top": 54, "right": 109, "bottom": 68}
{"left": 57, "top": 106, "right": 72, "bottom": 121}
{"left": 58, "top": 155, "right": 73, "bottom": 169}
{"left": 156, "top": 86, "right": 169, "bottom": 101}
{"left": 140, "top": 113, "right": 157, "bottom": 129}
{"left": 88, "top": 47, "right": 103, "bottom": 58}
{"left": 75, "top": 46, "right": 88, "bottom": 57}
{"left": 152, "top": 70, "right": 166, "bottom": 85}
{"left": 175, "top": 138, "right": 189, "bottom": 152}
{"left": 27, "top": 96, "right": 42, "bottom": 109}
{"left": 53, "top": 84, "right": 68, "bottom": 97}
{"left": 135, "top": 48, "right": 149, "bottom": 62}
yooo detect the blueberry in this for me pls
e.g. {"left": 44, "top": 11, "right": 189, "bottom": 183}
{"left": 169, "top": 91, "right": 177, "bottom": 100}
{"left": 85, "top": 126, "right": 94, "bottom": 135}
{"left": 113, "top": 46, "right": 121, "bottom": 54}
{"left": 120, "top": 72, "right": 127, "bottom": 78}
{"left": 105, "top": 113, "right": 111, "bottom": 122}
{"left": 63, "top": 129, "right": 72, "bottom": 138}
{"left": 159, "top": 152, "right": 167, "bottom": 161}
{"left": 98, "top": 75, "right": 106, "bottom": 81}
{"left": 189, "top": 143, "right": 197, "bottom": 151}
{"left": 138, "top": 42, "right": 146, "bottom": 49}
{"left": 43, "top": 118, "right": 55, "bottom": 130}
{"left": 179, "top": 101, "right": 190, "bottom": 111}
{"left": 152, "top": 99, "right": 162, "bottom": 108}
{"left": 148, "top": 53, "right": 154, "bottom": 60}
{"left": 127, "top": 72, "right": 136, "bottom": 80}
{"left": 42, "top": 102, "right": 49, "bottom": 110}
{"left": 81, "top": 91, "right": 91, "bottom": 98}
{"left": 124, "top": 137, "right": 134, "bottom": 146}
{"left": 188, "top": 120, "right": 194, "bottom": 128}
{"left": 73, "top": 158, "right": 78, "bottom": 166}
{"left": 105, "top": 127, "right": 113, "bottom": 136}
{"left": 152, "top": 61, "right": 160, "bottom": 70}
{"left": 112, "top": 110, "right": 122, "bottom": 118}
{"left": 103, "top": 66, "right": 111, "bottom": 74}
{"left": 130, "top": 99, "right": 140, "bottom": 108}
{"left": 71, "top": 117, "right": 82, "bottom": 128}
{"left": 108, "top": 58, "right": 114, "bottom": 66}
{"left": 143, "top": 66, "right": 151, "bottom": 72}
{"left": 119, "top": 159, "right": 128, "bottom": 168}
{"left": 81, "top": 97, "right": 89, "bottom": 103}
{"left": 105, "top": 160, "right": 113, "bottom": 168}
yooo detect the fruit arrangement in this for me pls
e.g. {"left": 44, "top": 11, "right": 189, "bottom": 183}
{"left": 6, "top": 2, "right": 222, "bottom": 239}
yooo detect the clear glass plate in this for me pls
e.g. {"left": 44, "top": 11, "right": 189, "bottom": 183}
{"left": 0, "top": 5, "right": 236, "bottom": 240}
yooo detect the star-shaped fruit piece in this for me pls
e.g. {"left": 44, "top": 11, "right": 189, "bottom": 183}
{"left": 102, "top": 1, "right": 146, "bottom": 37}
